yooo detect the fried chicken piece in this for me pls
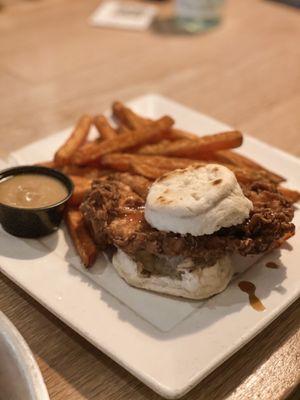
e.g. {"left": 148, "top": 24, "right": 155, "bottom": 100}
{"left": 81, "top": 176, "right": 295, "bottom": 265}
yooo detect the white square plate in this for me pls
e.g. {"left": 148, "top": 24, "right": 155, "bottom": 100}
{"left": 0, "top": 94, "right": 299, "bottom": 399}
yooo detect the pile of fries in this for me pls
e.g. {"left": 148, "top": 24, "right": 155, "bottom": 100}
{"left": 40, "top": 101, "right": 300, "bottom": 267}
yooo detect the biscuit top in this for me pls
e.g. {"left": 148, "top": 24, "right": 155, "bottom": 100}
{"left": 145, "top": 164, "right": 253, "bottom": 236}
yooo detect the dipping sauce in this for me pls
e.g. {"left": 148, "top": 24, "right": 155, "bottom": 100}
{"left": 0, "top": 174, "right": 69, "bottom": 209}
{"left": 238, "top": 281, "right": 266, "bottom": 312}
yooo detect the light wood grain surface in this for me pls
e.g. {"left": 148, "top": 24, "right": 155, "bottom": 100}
{"left": 0, "top": 0, "right": 299, "bottom": 399}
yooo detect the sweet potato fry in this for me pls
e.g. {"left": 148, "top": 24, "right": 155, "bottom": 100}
{"left": 100, "top": 153, "right": 134, "bottom": 172}
{"left": 65, "top": 208, "right": 98, "bottom": 268}
{"left": 55, "top": 115, "right": 92, "bottom": 166}
{"left": 102, "top": 153, "right": 282, "bottom": 186}
{"left": 112, "top": 102, "right": 192, "bottom": 141}
{"left": 210, "top": 150, "right": 285, "bottom": 183}
{"left": 138, "top": 128, "right": 233, "bottom": 153}
{"left": 94, "top": 115, "right": 117, "bottom": 140}
{"left": 138, "top": 131, "right": 243, "bottom": 157}
{"left": 68, "top": 175, "right": 93, "bottom": 206}
{"left": 72, "top": 116, "right": 174, "bottom": 165}
{"left": 137, "top": 140, "right": 174, "bottom": 155}
{"left": 112, "top": 101, "right": 152, "bottom": 130}
{"left": 278, "top": 187, "right": 300, "bottom": 203}
{"left": 116, "top": 126, "right": 132, "bottom": 135}
{"left": 132, "top": 163, "right": 169, "bottom": 180}
{"left": 69, "top": 140, "right": 99, "bottom": 163}
{"left": 231, "top": 167, "right": 281, "bottom": 185}
{"left": 167, "top": 128, "right": 199, "bottom": 141}
{"left": 218, "top": 150, "right": 268, "bottom": 169}
{"left": 114, "top": 172, "right": 151, "bottom": 198}
{"left": 101, "top": 153, "right": 204, "bottom": 172}
{"left": 190, "top": 150, "right": 284, "bottom": 184}
{"left": 61, "top": 165, "right": 101, "bottom": 179}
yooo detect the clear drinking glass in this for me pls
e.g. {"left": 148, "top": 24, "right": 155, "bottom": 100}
{"left": 175, "top": 0, "right": 224, "bottom": 33}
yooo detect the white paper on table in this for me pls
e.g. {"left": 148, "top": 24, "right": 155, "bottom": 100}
{"left": 89, "top": 1, "right": 157, "bottom": 31}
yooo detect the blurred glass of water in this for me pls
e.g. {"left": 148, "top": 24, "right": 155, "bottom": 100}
{"left": 175, "top": 0, "right": 224, "bottom": 33}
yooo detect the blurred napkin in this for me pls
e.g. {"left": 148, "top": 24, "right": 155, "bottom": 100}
{"left": 89, "top": 1, "right": 157, "bottom": 31}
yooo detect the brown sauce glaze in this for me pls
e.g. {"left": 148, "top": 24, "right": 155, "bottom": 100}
{"left": 121, "top": 209, "right": 144, "bottom": 224}
{"left": 238, "top": 281, "right": 266, "bottom": 312}
{"left": 266, "top": 261, "right": 279, "bottom": 269}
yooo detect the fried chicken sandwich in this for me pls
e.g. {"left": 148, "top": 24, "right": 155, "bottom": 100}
{"left": 81, "top": 164, "right": 295, "bottom": 299}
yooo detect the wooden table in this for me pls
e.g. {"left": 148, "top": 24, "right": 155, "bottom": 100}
{"left": 0, "top": 0, "right": 299, "bottom": 399}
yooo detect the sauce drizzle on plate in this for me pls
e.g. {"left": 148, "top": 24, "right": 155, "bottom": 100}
{"left": 238, "top": 281, "right": 265, "bottom": 312}
{"left": 265, "top": 261, "right": 279, "bottom": 269}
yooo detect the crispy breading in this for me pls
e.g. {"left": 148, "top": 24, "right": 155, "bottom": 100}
{"left": 81, "top": 177, "right": 295, "bottom": 265}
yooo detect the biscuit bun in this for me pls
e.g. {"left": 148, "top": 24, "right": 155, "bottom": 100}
{"left": 145, "top": 164, "right": 253, "bottom": 236}
{"left": 112, "top": 248, "right": 234, "bottom": 300}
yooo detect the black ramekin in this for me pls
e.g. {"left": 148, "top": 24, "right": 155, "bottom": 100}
{"left": 0, "top": 165, "right": 73, "bottom": 238}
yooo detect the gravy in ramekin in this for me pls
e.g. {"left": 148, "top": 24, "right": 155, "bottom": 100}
{"left": 0, "top": 174, "right": 68, "bottom": 208}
